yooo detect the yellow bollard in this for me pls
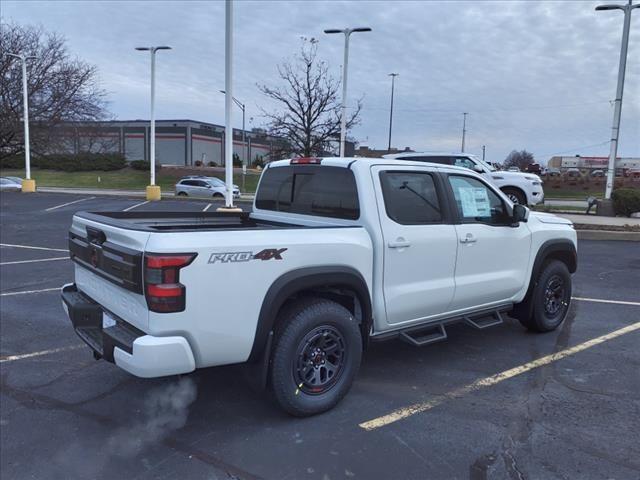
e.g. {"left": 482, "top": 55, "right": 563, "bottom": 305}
{"left": 21, "top": 179, "right": 36, "bottom": 193}
{"left": 146, "top": 185, "right": 161, "bottom": 201}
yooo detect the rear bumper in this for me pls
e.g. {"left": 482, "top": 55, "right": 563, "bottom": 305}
{"left": 61, "top": 283, "right": 195, "bottom": 378}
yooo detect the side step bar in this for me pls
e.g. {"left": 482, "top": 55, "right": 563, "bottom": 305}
{"left": 375, "top": 306, "right": 510, "bottom": 347}
{"left": 464, "top": 310, "right": 504, "bottom": 330}
{"left": 400, "top": 324, "right": 447, "bottom": 347}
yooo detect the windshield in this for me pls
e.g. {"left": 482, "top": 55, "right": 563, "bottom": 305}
{"left": 471, "top": 155, "right": 496, "bottom": 172}
{"left": 206, "top": 177, "right": 225, "bottom": 186}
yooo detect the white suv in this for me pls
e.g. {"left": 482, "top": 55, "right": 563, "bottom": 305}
{"left": 384, "top": 152, "right": 544, "bottom": 205}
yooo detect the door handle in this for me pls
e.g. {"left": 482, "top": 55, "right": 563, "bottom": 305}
{"left": 459, "top": 233, "right": 477, "bottom": 244}
{"left": 388, "top": 238, "right": 411, "bottom": 249}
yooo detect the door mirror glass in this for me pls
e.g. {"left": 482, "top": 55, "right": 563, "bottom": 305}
{"left": 512, "top": 204, "right": 529, "bottom": 223}
{"left": 473, "top": 164, "right": 484, "bottom": 173}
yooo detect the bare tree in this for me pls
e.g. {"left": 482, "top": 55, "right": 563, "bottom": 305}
{"left": 0, "top": 22, "right": 109, "bottom": 159}
{"left": 503, "top": 149, "right": 535, "bottom": 170}
{"left": 258, "top": 38, "right": 361, "bottom": 158}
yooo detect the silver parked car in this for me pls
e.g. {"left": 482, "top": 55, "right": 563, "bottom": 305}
{"left": 175, "top": 176, "right": 240, "bottom": 199}
{"left": 0, "top": 177, "right": 22, "bottom": 192}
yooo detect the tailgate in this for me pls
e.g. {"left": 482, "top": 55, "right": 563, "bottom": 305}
{"left": 69, "top": 214, "right": 151, "bottom": 331}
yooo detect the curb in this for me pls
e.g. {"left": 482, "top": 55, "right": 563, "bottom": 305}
{"left": 36, "top": 187, "right": 255, "bottom": 202}
{"left": 576, "top": 230, "right": 640, "bottom": 242}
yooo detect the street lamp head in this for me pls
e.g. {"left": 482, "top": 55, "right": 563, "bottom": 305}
{"left": 351, "top": 27, "right": 372, "bottom": 33}
{"left": 595, "top": 4, "right": 624, "bottom": 10}
{"left": 135, "top": 47, "right": 151, "bottom": 51}
{"left": 389, "top": 72, "right": 399, "bottom": 77}
{"left": 324, "top": 29, "right": 344, "bottom": 34}
{"left": 155, "top": 46, "right": 172, "bottom": 51}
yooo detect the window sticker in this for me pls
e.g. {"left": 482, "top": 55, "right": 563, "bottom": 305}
{"left": 459, "top": 187, "right": 490, "bottom": 217}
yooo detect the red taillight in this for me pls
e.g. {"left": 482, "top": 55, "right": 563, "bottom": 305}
{"left": 144, "top": 253, "right": 196, "bottom": 313}
{"left": 290, "top": 157, "right": 322, "bottom": 165}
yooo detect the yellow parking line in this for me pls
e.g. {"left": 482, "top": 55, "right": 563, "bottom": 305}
{"left": 0, "top": 257, "right": 68, "bottom": 266}
{"left": 573, "top": 296, "right": 640, "bottom": 307}
{"left": 0, "top": 287, "right": 60, "bottom": 297}
{"left": 0, "top": 243, "right": 68, "bottom": 253}
{"left": 359, "top": 321, "right": 640, "bottom": 431}
{"left": 0, "top": 345, "right": 83, "bottom": 363}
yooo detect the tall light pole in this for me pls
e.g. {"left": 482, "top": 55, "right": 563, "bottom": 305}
{"left": 596, "top": 0, "right": 639, "bottom": 200}
{"left": 135, "top": 45, "right": 171, "bottom": 201}
{"left": 461, "top": 112, "right": 468, "bottom": 152}
{"left": 219, "top": 0, "right": 240, "bottom": 209}
{"left": 387, "top": 73, "right": 399, "bottom": 152}
{"left": 219, "top": 90, "right": 246, "bottom": 166}
{"left": 482, "top": 145, "right": 486, "bottom": 162}
{"left": 7, "top": 53, "right": 37, "bottom": 192}
{"left": 324, "top": 27, "right": 372, "bottom": 157}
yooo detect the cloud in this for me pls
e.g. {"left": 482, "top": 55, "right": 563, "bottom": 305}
{"left": 2, "top": 0, "right": 639, "bottom": 162}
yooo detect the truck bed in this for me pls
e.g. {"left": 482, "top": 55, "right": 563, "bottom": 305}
{"left": 74, "top": 211, "right": 307, "bottom": 232}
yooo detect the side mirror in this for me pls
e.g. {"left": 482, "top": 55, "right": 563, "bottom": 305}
{"left": 512, "top": 204, "right": 529, "bottom": 224}
{"left": 206, "top": 184, "right": 212, "bottom": 189}
{"left": 473, "top": 164, "right": 484, "bottom": 173}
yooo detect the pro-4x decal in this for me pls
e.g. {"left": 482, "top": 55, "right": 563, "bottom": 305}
{"left": 208, "top": 248, "right": 287, "bottom": 264}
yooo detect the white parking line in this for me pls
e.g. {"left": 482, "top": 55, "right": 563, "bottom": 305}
{"left": 123, "top": 200, "right": 149, "bottom": 212}
{"left": 0, "top": 257, "right": 68, "bottom": 266}
{"left": 0, "top": 287, "right": 60, "bottom": 297}
{"left": 0, "top": 243, "right": 68, "bottom": 253}
{"left": 202, "top": 203, "right": 212, "bottom": 212}
{"left": 45, "top": 196, "right": 95, "bottom": 211}
{"left": 573, "top": 296, "right": 640, "bottom": 307}
{"left": 0, "top": 345, "right": 84, "bottom": 363}
{"left": 359, "top": 321, "right": 640, "bottom": 431}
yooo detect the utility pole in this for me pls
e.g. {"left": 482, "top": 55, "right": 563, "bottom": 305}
{"left": 135, "top": 45, "right": 171, "bottom": 201}
{"left": 387, "top": 73, "right": 399, "bottom": 151}
{"left": 595, "top": 0, "right": 639, "bottom": 200}
{"left": 482, "top": 145, "right": 486, "bottom": 162}
{"left": 324, "top": 27, "right": 372, "bottom": 157}
{"left": 461, "top": 112, "right": 468, "bottom": 152}
{"left": 7, "top": 53, "right": 37, "bottom": 192}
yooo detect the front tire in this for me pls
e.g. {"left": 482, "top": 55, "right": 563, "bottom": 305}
{"left": 502, "top": 187, "right": 527, "bottom": 205}
{"left": 270, "top": 298, "right": 362, "bottom": 417}
{"left": 177, "top": 191, "right": 188, "bottom": 197}
{"left": 520, "top": 260, "right": 572, "bottom": 332}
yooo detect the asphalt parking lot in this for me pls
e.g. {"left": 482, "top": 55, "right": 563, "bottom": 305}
{"left": 1, "top": 191, "right": 639, "bottom": 480}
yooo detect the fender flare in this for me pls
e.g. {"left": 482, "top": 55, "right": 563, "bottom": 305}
{"left": 512, "top": 239, "right": 577, "bottom": 320}
{"left": 247, "top": 266, "right": 372, "bottom": 363}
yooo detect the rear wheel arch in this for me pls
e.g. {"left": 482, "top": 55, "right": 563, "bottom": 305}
{"left": 248, "top": 266, "right": 372, "bottom": 364}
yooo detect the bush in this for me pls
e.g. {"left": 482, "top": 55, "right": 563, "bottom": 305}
{"left": 194, "top": 160, "right": 203, "bottom": 167}
{"left": 232, "top": 153, "right": 242, "bottom": 167}
{"left": 207, "top": 161, "right": 218, "bottom": 167}
{"left": 253, "top": 155, "right": 265, "bottom": 168}
{"left": 611, "top": 188, "right": 640, "bottom": 217}
{"left": 0, "top": 155, "right": 25, "bottom": 169}
{"left": 129, "top": 160, "right": 161, "bottom": 171}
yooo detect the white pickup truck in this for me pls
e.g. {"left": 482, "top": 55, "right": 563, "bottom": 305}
{"left": 62, "top": 157, "right": 577, "bottom": 416}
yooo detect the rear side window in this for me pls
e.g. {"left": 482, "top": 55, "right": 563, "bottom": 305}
{"left": 256, "top": 165, "right": 359, "bottom": 219}
{"left": 379, "top": 171, "right": 442, "bottom": 224}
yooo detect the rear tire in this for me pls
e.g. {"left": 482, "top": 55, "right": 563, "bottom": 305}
{"left": 519, "top": 260, "right": 571, "bottom": 332}
{"left": 502, "top": 187, "right": 527, "bottom": 205}
{"left": 270, "top": 298, "right": 362, "bottom": 417}
{"left": 213, "top": 192, "right": 224, "bottom": 199}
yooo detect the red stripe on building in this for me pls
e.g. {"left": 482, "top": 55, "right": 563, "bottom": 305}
{"left": 125, "top": 134, "right": 145, "bottom": 139}
{"left": 192, "top": 135, "right": 222, "bottom": 144}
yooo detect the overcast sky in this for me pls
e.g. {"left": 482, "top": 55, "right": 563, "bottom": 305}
{"left": 3, "top": 0, "right": 639, "bottom": 163}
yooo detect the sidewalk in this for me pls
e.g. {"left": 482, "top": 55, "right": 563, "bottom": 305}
{"left": 556, "top": 213, "right": 640, "bottom": 227}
